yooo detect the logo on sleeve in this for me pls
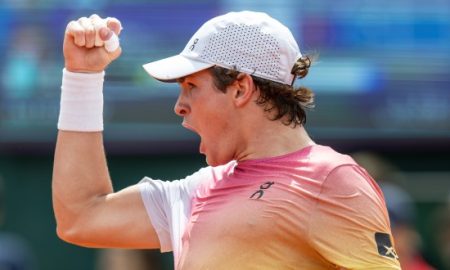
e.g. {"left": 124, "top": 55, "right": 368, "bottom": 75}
{"left": 250, "top": 181, "right": 274, "bottom": 199}
{"left": 375, "top": 232, "right": 399, "bottom": 260}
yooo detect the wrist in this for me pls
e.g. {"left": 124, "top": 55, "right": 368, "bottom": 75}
{"left": 58, "top": 68, "right": 105, "bottom": 132}
{"left": 64, "top": 65, "right": 105, "bottom": 74}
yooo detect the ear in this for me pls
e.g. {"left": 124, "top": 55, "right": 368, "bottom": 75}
{"left": 230, "top": 73, "right": 256, "bottom": 108}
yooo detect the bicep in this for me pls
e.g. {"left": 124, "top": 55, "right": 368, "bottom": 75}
{"left": 63, "top": 184, "right": 161, "bottom": 249}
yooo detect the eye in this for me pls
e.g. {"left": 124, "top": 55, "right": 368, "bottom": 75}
{"left": 187, "top": 82, "right": 196, "bottom": 90}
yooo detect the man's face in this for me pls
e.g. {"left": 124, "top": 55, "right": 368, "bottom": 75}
{"left": 175, "top": 69, "right": 237, "bottom": 166}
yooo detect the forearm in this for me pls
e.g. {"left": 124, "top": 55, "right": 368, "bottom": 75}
{"left": 52, "top": 68, "right": 111, "bottom": 236}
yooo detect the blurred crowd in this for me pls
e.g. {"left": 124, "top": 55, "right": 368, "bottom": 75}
{"left": 0, "top": 175, "right": 37, "bottom": 270}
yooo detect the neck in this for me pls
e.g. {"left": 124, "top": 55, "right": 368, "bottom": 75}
{"left": 234, "top": 122, "right": 315, "bottom": 162}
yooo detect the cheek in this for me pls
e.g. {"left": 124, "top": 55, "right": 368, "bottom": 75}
{"left": 199, "top": 97, "right": 232, "bottom": 131}
{"left": 202, "top": 114, "right": 230, "bottom": 138}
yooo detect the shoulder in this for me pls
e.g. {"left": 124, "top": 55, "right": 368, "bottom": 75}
{"left": 308, "top": 145, "right": 389, "bottom": 229}
{"left": 309, "top": 145, "right": 356, "bottom": 171}
{"left": 303, "top": 145, "right": 361, "bottom": 186}
{"left": 139, "top": 160, "right": 237, "bottom": 197}
{"left": 309, "top": 145, "right": 384, "bottom": 201}
{"left": 309, "top": 149, "right": 390, "bottom": 238}
{"left": 320, "top": 163, "right": 386, "bottom": 208}
{"left": 310, "top": 145, "right": 385, "bottom": 206}
{"left": 307, "top": 148, "right": 399, "bottom": 269}
{"left": 192, "top": 161, "right": 237, "bottom": 197}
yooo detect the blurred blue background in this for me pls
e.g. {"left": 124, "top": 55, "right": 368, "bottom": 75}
{"left": 0, "top": 0, "right": 449, "bottom": 270}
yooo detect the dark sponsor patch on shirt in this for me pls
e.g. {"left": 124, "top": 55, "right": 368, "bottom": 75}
{"left": 375, "top": 232, "right": 399, "bottom": 260}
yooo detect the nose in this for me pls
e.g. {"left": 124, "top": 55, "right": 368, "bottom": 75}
{"left": 174, "top": 90, "right": 190, "bottom": 117}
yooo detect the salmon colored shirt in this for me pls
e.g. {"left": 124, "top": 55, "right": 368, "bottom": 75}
{"left": 139, "top": 145, "right": 401, "bottom": 269}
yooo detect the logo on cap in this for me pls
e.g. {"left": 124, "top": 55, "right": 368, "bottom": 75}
{"left": 375, "top": 232, "right": 399, "bottom": 260}
{"left": 189, "top": 38, "right": 199, "bottom": 51}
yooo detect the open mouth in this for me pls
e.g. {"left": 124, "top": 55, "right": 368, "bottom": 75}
{"left": 182, "top": 121, "right": 198, "bottom": 134}
{"left": 182, "top": 121, "right": 205, "bottom": 154}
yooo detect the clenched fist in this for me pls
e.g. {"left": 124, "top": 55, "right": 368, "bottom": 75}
{"left": 64, "top": 14, "right": 122, "bottom": 73}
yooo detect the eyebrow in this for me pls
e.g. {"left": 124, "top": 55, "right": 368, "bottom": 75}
{"left": 177, "top": 77, "right": 186, "bottom": 83}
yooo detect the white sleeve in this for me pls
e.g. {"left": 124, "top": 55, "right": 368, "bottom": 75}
{"left": 137, "top": 168, "right": 210, "bottom": 254}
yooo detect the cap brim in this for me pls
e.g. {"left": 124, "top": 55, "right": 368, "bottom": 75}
{"left": 142, "top": 55, "right": 214, "bottom": 83}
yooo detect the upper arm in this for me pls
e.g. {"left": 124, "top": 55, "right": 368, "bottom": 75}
{"left": 53, "top": 131, "right": 162, "bottom": 249}
{"left": 58, "top": 184, "right": 161, "bottom": 249}
{"left": 308, "top": 165, "right": 401, "bottom": 269}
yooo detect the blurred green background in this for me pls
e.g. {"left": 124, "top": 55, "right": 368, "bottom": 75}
{"left": 0, "top": 0, "right": 449, "bottom": 269}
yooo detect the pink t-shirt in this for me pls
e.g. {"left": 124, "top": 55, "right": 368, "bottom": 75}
{"left": 139, "top": 145, "right": 401, "bottom": 269}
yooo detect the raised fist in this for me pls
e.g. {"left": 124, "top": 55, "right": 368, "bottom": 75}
{"left": 64, "top": 14, "right": 122, "bottom": 73}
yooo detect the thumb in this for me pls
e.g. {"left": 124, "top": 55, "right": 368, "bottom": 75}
{"left": 106, "top": 17, "right": 122, "bottom": 36}
{"left": 99, "top": 27, "right": 120, "bottom": 53}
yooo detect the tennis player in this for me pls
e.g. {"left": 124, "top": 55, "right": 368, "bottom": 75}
{"left": 53, "top": 11, "right": 402, "bottom": 269}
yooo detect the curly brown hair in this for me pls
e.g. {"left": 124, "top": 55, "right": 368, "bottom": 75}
{"left": 210, "top": 56, "right": 315, "bottom": 127}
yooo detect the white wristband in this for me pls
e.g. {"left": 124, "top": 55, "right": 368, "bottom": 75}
{"left": 58, "top": 68, "right": 105, "bottom": 132}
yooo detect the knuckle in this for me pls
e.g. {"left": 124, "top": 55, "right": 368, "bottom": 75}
{"left": 89, "top": 13, "right": 101, "bottom": 20}
{"left": 67, "top": 20, "right": 76, "bottom": 27}
{"left": 78, "top": 16, "right": 89, "bottom": 23}
{"left": 72, "top": 28, "right": 84, "bottom": 37}
{"left": 106, "top": 17, "right": 118, "bottom": 27}
{"left": 106, "top": 16, "right": 117, "bottom": 23}
{"left": 85, "top": 27, "right": 95, "bottom": 37}
{"left": 74, "top": 39, "right": 85, "bottom": 46}
{"left": 72, "top": 31, "right": 85, "bottom": 46}
{"left": 66, "top": 20, "right": 78, "bottom": 31}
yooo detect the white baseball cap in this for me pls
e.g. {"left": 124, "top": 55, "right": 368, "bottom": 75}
{"left": 143, "top": 11, "right": 302, "bottom": 85}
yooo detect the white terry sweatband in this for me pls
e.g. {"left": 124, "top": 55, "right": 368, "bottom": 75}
{"left": 58, "top": 68, "right": 105, "bottom": 132}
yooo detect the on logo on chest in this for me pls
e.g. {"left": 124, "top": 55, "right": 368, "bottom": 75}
{"left": 250, "top": 181, "right": 275, "bottom": 199}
